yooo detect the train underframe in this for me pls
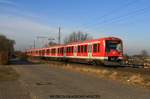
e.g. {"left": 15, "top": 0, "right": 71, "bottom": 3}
{"left": 32, "top": 56, "right": 123, "bottom": 66}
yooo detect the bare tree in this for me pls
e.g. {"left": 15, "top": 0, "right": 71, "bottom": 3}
{"left": 64, "top": 31, "right": 92, "bottom": 44}
{"left": 141, "top": 50, "right": 149, "bottom": 57}
{"left": 48, "top": 41, "right": 57, "bottom": 46}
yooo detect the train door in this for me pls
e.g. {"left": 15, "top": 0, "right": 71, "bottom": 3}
{"left": 64, "top": 47, "right": 66, "bottom": 57}
{"left": 74, "top": 45, "right": 77, "bottom": 57}
{"left": 92, "top": 42, "right": 101, "bottom": 57}
{"left": 88, "top": 44, "right": 92, "bottom": 59}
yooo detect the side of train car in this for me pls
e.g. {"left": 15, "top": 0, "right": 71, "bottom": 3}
{"left": 26, "top": 37, "right": 123, "bottom": 65}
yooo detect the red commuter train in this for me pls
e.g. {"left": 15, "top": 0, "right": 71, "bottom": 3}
{"left": 26, "top": 37, "right": 123, "bottom": 65}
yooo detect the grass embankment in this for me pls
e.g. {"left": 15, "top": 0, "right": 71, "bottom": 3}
{"left": 0, "top": 66, "right": 19, "bottom": 81}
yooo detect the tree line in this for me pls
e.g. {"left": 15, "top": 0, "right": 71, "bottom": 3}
{"left": 0, "top": 34, "right": 15, "bottom": 64}
{"left": 49, "top": 31, "right": 92, "bottom": 46}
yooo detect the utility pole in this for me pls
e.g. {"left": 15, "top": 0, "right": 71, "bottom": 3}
{"left": 34, "top": 40, "right": 35, "bottom": 48}
{"left": 37, "top": 36, "right": 55, "bottom": 47}
{"left": 58, "top": 26, "right": 61, "bottom": 44}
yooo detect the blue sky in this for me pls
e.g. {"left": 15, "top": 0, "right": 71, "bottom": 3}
{"left": 0, "top": 0, "right": 150, "bottom": 55}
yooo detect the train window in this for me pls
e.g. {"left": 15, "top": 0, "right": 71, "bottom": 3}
{"left": 61, "top": 47, "right": 64, "bottom": 54}
{"left": 66, "top": 48, "right": 68, "bottom": 53}
{"left": 106, "top": 40, "right": 122, "bottom": 52}
{"left": 93, "top": 43, "right": 100, "bottom": 53}
{"left": 97, "top": 44, "right": 100, "bottom": 52}
{"left": 52, "top": 49, "right": 54, "bottom": 54}
{"left": 69, "top": 47, "right": 71, "bottom": 53}
{"left": 93, "top": 44, "right": 97, "bottom": 52}
{"left": 66, "top": 47, "right": 70, "bottom": 53}
{"left": 59, "top": 48, "right": 61, "bottom": 54}
{"left": 67, "top": 46, "right": 73, "bottom": 53}
{"left": 78, "top": 46, "right": 81, "bottom": 53}
{"left": 70, "top": 47, "right": 72, "bottom": 53}
{"left": 67, "top": 48, "right": 68, "bottom": 53}
{"left": 60, "top": 48, "right": 62, "bottom": 54}
{"left": 42, "top": 50, "right": 45, "bottom": 55}
{"left": 84, "top": 45, "right": 87, "bottom": 52}
{"left": 68, "top": 47, "right": 70, "bottom": 53}
{"left": 40, "top": 50, "right": 42, "bottom": 55}
{"left": 58, "top": 48, "right": 59, "bottom": 54}
{"left": 71, "top": 46, "right": 74, "bottom": 53}
{"left": 51, "top": 49, "right": 56, "bottom": 54}
{"left": 54, "top": 49, "right": 56, "bottom": 54}
{"left": 81, "top": 45, "right": 83, "bottom": 53}
{"left": 46, "top": 49, "right": 50, "bottom": 54}
{"left": 59, "top": 48, "right": 60, "bottom": 54}
{"left": 57, "top": 48, "right": 63, "bottom": 54}
{"left": 67, "top": 47, "right": 68, "bottom": 53}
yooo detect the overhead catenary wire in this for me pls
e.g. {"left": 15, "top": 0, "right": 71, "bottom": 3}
{"left": 83, "top": 6, "right": 150, "bottom": 32}
{"left": 77, "top": 0, "right": 141, "bottom": 30}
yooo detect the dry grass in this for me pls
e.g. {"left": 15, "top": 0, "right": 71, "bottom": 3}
{"left": 128, "top": 74, "right": 144, "bottom": 84}
{"left": 0, "top": 66, "right": 19, "bottom": 81}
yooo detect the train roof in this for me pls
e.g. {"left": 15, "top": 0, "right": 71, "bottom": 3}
{"left": 27, "top": 36, "right": 122, "bottom": 51}
{"left": 65, "top": 36, "right": 122, "bottom": 46}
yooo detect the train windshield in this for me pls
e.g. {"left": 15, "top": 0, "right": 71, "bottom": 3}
{"left": 106, "top": 40, "right": 122, "bottom": 52}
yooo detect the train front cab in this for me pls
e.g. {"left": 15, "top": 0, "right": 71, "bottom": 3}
{"left": 103, "top": 38, "right": 123, "bottom": 66}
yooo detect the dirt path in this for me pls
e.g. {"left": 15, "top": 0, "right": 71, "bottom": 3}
{"left": 0, "top": 78, "right": 31, "bottom": 99}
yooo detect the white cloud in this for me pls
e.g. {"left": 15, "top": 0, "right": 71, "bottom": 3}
{"left": 0, "top": 0, "right": 75, "bottom": 50}
{"left": 0, "top": 1, "right": 79, "bottom": 50}
{"left": 0, "top": 14, "right": 75, "bottom": 50}
{"left": 0, "top": 15, "right": 58, "bottom": 50}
